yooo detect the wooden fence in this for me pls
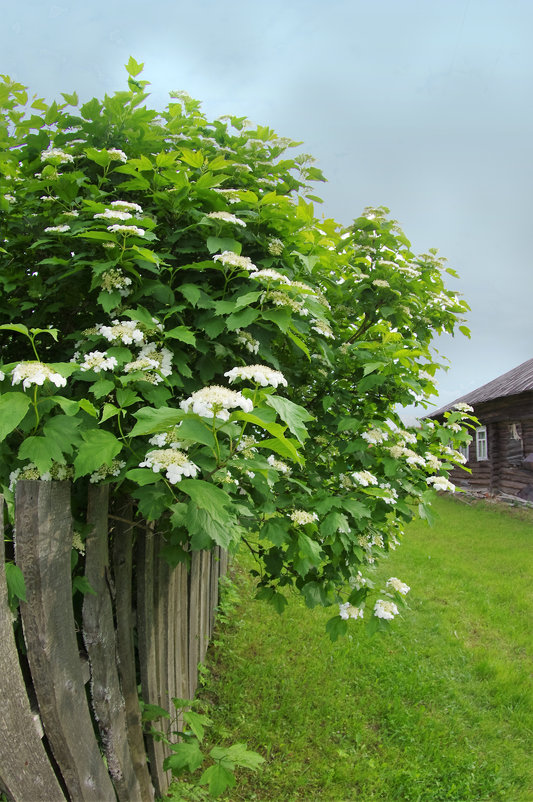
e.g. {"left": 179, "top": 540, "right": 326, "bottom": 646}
{"left": 0, "top": 480, "right": 228, "bottom": 802}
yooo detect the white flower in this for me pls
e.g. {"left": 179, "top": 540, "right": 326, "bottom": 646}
{"left": 362, "top": 428, "right": 388, "bottom": 445}
{"left": 4, "top": 194, "right": 16, "bottom": 203}
{"left": 373, "top": 279, "right": 390, "bottom": 288}
{"left": 339, "top": 602, "right": 364, "bottom": 620}
{"left": 403, "top": 450, "right": 426, "bottom": 467}
{"left": 224, "top": 364, "right": 287, "bottom": 388}
{"left": 44, "top": 225, "right": 71, "bottom": 233}
{"left": 267, "top": 454, "right": 290, "bottom": 474}
{"left": 250, "top": 269, "right": 289, "bottom": 284}
{"left": 426, "top": 475, "right": 455, "bottom": 492}
{"left": 213, "top": 188, "right": 241, "bottom": 204}
{"left": 107, "top": 148, "right": 128, "bottom": 162}
{"left": 213, "top": 251, "right": 257, "bottom": 272}
{"left": 374, "top": 599, "right": 399, "bottom": 620}
{"left": 148, "top": 427, "right": 186, "bottom": 449}
{"left": 398, "top": 430, "right": 417, "bottom": 445}
{"left": 207, "top": 211, "right": 246, "bottom": 226}
{"left": 180, "top": 385, "right": 253, "bottom": 421}
{"left": 11, "top": 362, "right": 67, "bottom": 389}
{"left": 90, "top": 459, "right": 126, "bottom": 483}
{"left": 236, "top": 329, "right": 259, "bottom": 354}
{"left": 107, "top": 224, "right": 145, "bottom": 237}
{"left": 453, "top": 402, "right": 473, "bottom": 413}
{"left": 289, "top": 509, "right": 319, "bottom": 526}
{"left": 97, "top": 320, "right": 145, "bottom": 345}
{"left": 41, "top": 148, "right": 74, "bottom": 164}
{"left": 79, "top": 351, "right": 118, "bottom": 373}
{"left": 311, "top": 320, "right": 335, "bottom": 339}
{"left": 100, "top": 269, "right": 133, "bottom": 296}
{"left": 386, "top": 577, "right": 410, "bottom": 595}
{"left": 40, "top": 195, "right": 57, "bottom": 202}
{"left": 424, "top": 453, "right": 442, "bottom": 472}
{"left": 110, "top": 200, "right": 143, "bottom": 213}
{"left": 63, "top": 210, "right": 79, "bottom": 217}
{"left": 262, "top": 290, "right": 309, "bottom": 316}
{"left": 139, "top": 449, "right": 199, "bottom": 484}
{"left": 267, "top": 237, "right": 284, "bottom": 256}
{"left": 447, "top": 422, "right": 462, "bottom": 433}
{"left": 124, "top": 344, "right": 173, "bottom": 384}
{"left": 95, "top": 209, "right": 133, "bottom": 221}
{"left": 349, "top": 571, "right": 370, "bottom": 590}
{"left": 351, "top": 470, "right": 378, "bottom": 487}
{"left": 0, "top": 370, "right": 4, "bottom": 381}
{"left": 443, "top": 447, "right": 467, "bottom": 464}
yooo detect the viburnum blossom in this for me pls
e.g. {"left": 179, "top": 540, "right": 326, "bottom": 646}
{"left": 11, "top": 362, "right": 67, "bottom": 389}
{"left": 339, "top": 602, "right": 364, "bottom": 620}
{"left": 139, "top": 449, "right": 199, "bottom": 484}
{"left": 41, "top": 148, "right": 74, "bottom": 163}
{"left": 99, "top": 269, "right": 133, "bottom": 296}
{"left": 0, "top": 370, "right": 5, "bottom": 381}
{"left": 95, "top": 209, "right": 133, "bottom": 221}
{"left": 267, "top": 237, "right": 284, "bottom": 256}
{"left": 44, "top": 225, "right": 70, "bottom": 233}
{"left": 262, "top": 290, "right": 309, "bottom": 316}
{"left": 180, "top": 385, "right": 253, "bottom": 421}
{"left": 107, "top": 224, "right": 145, "bottom": 237}
{"left": 106, "top": 148, "right": 127, "bottom": 162}
{"left": 373, "top": 279, "right": 390, "bottom": 288}
{"left": 207, "top": 211, "right": 246, "bottom": 226}
{"left": 426, "top": 475, "right": 456, "bottom": 492}
{"left": 98, "top": 320, "right": 145, "bottom": 345}
{"left": 148, "top": 427, "right": 186, "bottom": 448}
{"left": 249, "top": 269, "right": 289, "bottom": 284}
{"left": 236, "top": 329, "right": 259, "bottom": 354}
{"left": 224, "top": 364, "right": 287, "bottom": 388}
{"left": 90, "top": 460, "right": 126, "bottom": 484}
{"left": 110, "top": 200, "right": 143, "bottom": 213}
{"left": 124, "top": 344, "right": 173, "bottom": 384}
{"left": 78, "top": 351, "right": 118, "bottom": 373}
{"left": 311, "top": 320, "right": 335, "bottom": 339}
{"left": 352, "top": 470, "right": 378, "bottom": 487}
{"left": 425, "top": 452, "right": 442, "bottom": 472}
{"left": 386, "top": 577, "right": 410, "bottom": 595}
{"left": 453, "top": 402, "right": 474, "bottom": 413}
{"left": 289, "top": 509, "right": 319, "bottom": 525}
{"left": 374, "top": 599, "right": 399, "bottom": 620}
{"left": 267, "top": 454, "right": 291, "bottom": 474}
{"left": 361, "top": 428, "right": 388, "bottom": 445}
{"left": 213, "top": 251, "right": 257, "bottom": 272}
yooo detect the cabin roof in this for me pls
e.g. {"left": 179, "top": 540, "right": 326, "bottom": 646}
{"left": 429, "top": 357, "right": 533, "bottom": 417}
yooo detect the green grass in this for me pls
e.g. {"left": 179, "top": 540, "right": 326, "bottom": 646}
{"left": 181, "top": 497, "right": 533, "bottom": 801}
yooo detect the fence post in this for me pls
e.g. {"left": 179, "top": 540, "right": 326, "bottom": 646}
{"left": 0, "top": 494, "right": 66, "bottom": 802}
{"left": 15, "top": 480, "right": 115, "bottom": 802}
{"left": 83, "top": 484, "right": 143, "bottom": 801}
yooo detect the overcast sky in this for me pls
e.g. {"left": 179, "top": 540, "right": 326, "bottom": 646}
{"left": 2, "top": 0, "right": 532, "bottom": 413}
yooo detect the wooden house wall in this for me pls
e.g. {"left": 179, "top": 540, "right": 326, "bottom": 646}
{"left": 445, "top": 391, "right": 533, "bottom": 498}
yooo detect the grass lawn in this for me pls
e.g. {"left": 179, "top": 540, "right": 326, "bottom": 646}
{"left": 175, "top": 496, "right": 533, "bottom": 801}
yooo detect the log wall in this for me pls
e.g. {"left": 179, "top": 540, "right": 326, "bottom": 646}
{"left": 0, "top": 482, "right": 228, "bottom": 802}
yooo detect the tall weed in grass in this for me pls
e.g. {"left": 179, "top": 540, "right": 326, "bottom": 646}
{"left": 197, "top": 496, "right": 533, "bottom": 801}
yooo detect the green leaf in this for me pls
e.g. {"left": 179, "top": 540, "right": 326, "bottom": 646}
{"left": 165, "top": 325, "right": 196, "bottom": 345}
{"left": 130, "top": 406, "right": 184, "bottom": 437}
{"left": 0, "top": 393, "right": 31, "bottom": 441}
{"left": 18, "top": 435, "right": 64, "bottom": 474}
{"left": 287, "top": 329, "right": 310, "bottom": 359}
{"left": 179, "top": 283, "right": 202, "bottom": 306}
{"left": 264, "top": 395, "right": 314, "bottom": 444}
{"left": 261, "top": 308, "right": 292, "bottom": 332}
{"left": 125, "top": 468, "right": 160, "bottom": 486}
{"left": 131, "top": 483, "right": 172, "bottom": 521}
{"left": 177, "top": 417, "right": 216, "bottom": 448}
{"left": 79, "top": 398, "right": 98, "bottom": 418}
{"left": 73, "top": 430, "right": 123, "bottom": 479}
{"left": 0, "top": 323, "right": 30, "bottom": 338}
{"left": 180, "top": 148, "right": 204, "bottom": 169}
{"left": 222, "top": 743, "right": 265, "bottom": 770}
{"left": 321, "top": 511, "right": 351, "bottom": 537}
{"left": 301, "top": 581, "right": 329, "bottom": 609}
{"left": 42, "top": 415, "right": 82, "bottom": 456}
{"left": 183, "top": 710, "right": 212, "bottom": 742}
{"left": 72, "top": 576, "right": 97, "bottom": 596}
{"left": 141, "top": 702, "right": 171, "bottom": 723}
{"left": 200, "top": 763, "right": 236, "bottom": 796}
{"left": 206, "top": 237, "right": 241, "bottom": 255}
{"left": 226, "top": 307, "right": 259, "bottom": 331}
{"left": 261, "top": 517, "right": 290, "bottom": 546}
{"left": 256, "top": 436, "right": 302, "bottom": 464}
{"left": 326, "top": 615, "right": 348, "bottom": 642}
{"left": 179, "top": 479, "right": 232, "bottom": 516}
{"left": 5, "top": 563, "right": 26, "bottom": 603}
{"left": 165, "top": 742, "right": 204, "bottom": 775}
{"left": 125, "top": 55, "right": 144, "bottom": 77}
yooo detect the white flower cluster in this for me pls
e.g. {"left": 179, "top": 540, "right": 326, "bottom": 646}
{"left": 98, "top": 320, "right": 145, "bottom": 345}
{"left": 79, "top": 351, "right": 118, "bottom": 373}
{"left": 386, "top": 577, "right": 410, "bottom": 595}
{"left": 453, "top": 402, "right": 474, "bottom": 413}
{"left": 262, "top": 290, "right": 309, "bottom": 316}
{"left": 207, "top": 211, "right": 246, "bottom": 226}
{"left": 426, "top": 475, "right": 456, "bottom": 492}
{"left": 107, "top": 148, "right": 128, "bottom": 162}
{"left": 107, "top": 224, "right": 145, "bottom": 237}
{"left": 362, "top": 428, "right": 389, "bottom": 445}
{"left": 267, "top": 237, "right": 284, "bottom": 256}
{"left": 95, "top": 209, "right": 133, "bottom": 221}
{"left": 224, "top": 364, "right": 287, "bottom": 388}
{"left": 139, "top": 449, "right": 198, "bottom": 484}
{"left": 180, "top": 385, "right": 253, "bottom": 421}
{"left": 379, "top": 484, "right": 399, "bottom": 505}
{"left": 250, "top": 269, "right": 289, "bottom": 284}
{"left": 349, "top": 571, "right": 371, "bottom": 590}
{"left": 100, "top": 269, "right": 133, "bottom": 297}
{"left": 41, "top": 147, "right": 74, "bottom": 164}
{"left": 236, "top": 329, "right": 259, "bottom": 354}
{"left": 236, "top": 435, "right": 258, "bottom": 455}
{"left": 373, "top": 279, "right": 390, "bottom": 288}
{"left": 267, "top": 454, "right": 291, "bottom": 474}
{"left": 339, "top": 602, "right": 364, "bottom": 620}
{"left": 11, "top": 362, "right": 67, "bottom": 389}
{"left": 0, "top": 370, "right": 5, "bottom": 381}
{"left": 124, "top": 344, "right": 173, "bottom": 385}
{"left": 111, "top": 200, "right": 143, "bottom": 213}
{"left": 90, "top": 459, "right": 126, "bottom": 484}
{"left": 213, "top": 251, "right": 257, "bottom": 272}
{"left": 351, "top": 470, "right": 378, "bottom": 487}
{"left": 311, "top": 320, "right": 335, "bottom": 339}
{"left": 289, "top": 509, "right": 319, "bottom": 526}
{"left": 4, "top": 194, "right": 16, "bottom": 203}
{"left": 374, "top": 599, "right": 399, "bottom": 620}
{"left": 44, "top": 225, "right": 71, "bottom": 234}
{"left": 424, "top": 452, "right": 442, "bottom": 472}
{"left": 9, "top": 463, "right": 41, "bottom": 490}
{"left": 148, "top": 426, "right": 186, "bottom": 449}
{"left": 443, "top": 447, "right": 467, "bottom": 464}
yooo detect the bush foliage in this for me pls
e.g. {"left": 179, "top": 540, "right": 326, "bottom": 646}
{"left": 0, "top": 57, "right": 475, "bottom": 633}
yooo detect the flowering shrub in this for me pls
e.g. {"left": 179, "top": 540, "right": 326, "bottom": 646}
{"left": 0, "top": 58, "right": 476, "bottom": 636}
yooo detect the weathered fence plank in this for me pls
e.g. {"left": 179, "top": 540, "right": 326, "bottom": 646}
{"left": 153, "top": 535, "right": 172, "bottom": 785}
{"left": 0, "top": 495, "right": 66, "bottom": 802}
{"left": 137, "top": 522, "right": 167, "bottom": 797}
{"left": 188, "top": 550, "right": 202, "bottom": 698}
{"left": 173, "top": 561, "right": 190, "bottom": 703}
{"left": 112, "top": 500, "right": 155, "bottom": 802}
{"left": 83, "top": 485, "right": 142, "bottom": 801}
{"left": 15, "top": 481, "right": 115, "bottom": 802}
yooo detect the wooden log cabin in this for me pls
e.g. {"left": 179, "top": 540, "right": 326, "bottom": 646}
{"left": 429, "top": 357, "right": 533, "bottom": 500}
